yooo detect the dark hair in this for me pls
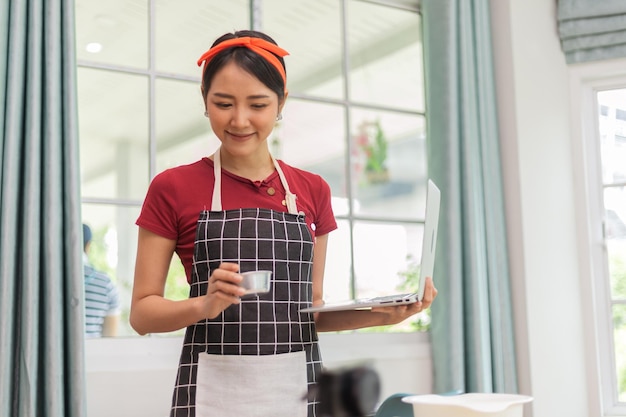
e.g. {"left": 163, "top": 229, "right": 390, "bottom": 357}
{"left": 200, "top": 30, "right": 286, "bottom": 102}
{"left": 83, "top": 223, "right": 92, "bottom": 249}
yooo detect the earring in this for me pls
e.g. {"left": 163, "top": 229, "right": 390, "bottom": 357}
{"left": 276, "top": 113, "right": 283, "bottom": 121}
{"left": 204, "top": 111, "right": 209, "bottom": 118}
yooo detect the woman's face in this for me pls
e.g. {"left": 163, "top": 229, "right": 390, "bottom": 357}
{"left": 205, "top": 60, "right": 284, "bottom": 158}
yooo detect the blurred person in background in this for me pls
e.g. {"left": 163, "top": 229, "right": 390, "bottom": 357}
{"left": 83, "top": 223, "right": 121, "bottom": 338}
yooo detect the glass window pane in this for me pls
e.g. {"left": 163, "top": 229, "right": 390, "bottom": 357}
{"left": 606, "top": 186, "right": 626, "bottom": 299}
{"left": 353, "top": 221, "right": 422, "bottom": 299}
{"left": 75, "top": 0, "right": 148, "bottom": 68}
{"left": 82, "top": 203, "right": 187, "bottom": 338}
{"left": 609, "top": 239, "right": 626, "bottom": 299}
{"left": 81, "top": 203, "right": 140, "bottom": 338}
{"left": 323, "top": 219, "right": 352, "bottom": 303}
{"left": 598, "top": 88, "right": 626, "bottom": 185}
{"left": 77, "top": 0, "right": 429, "bottom": 337}
{"left": 350, "top": 109, "right": 427, "bottom": 220}
{"left": 156, "top": 78, "right": 220, "bottom": 172}
{"left": 605, "top": 186, "right": 626, "bottom": 241}
{"left": 264, "top": 0, "right": 344, "bottom": 99}
{"left": 614, "top": 304, "right": 626, "bottom": 401}
{"left": 352, "top": 220, "right": 428, "bottom": 332}
{"left": 347, "top": 1, "right": 424, "bottom": 111}
{"left": 155, "top": 0, "right": 249, "bottom": 76}
{"left": 275, "top": 98, "right": 348, "bottom": 210}
{"left": 78, "top": 68, "right": 149, "bottom": 200}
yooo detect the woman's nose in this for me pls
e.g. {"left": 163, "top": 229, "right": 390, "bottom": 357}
{"left": 230, "top": 108, "right": 250, "bottom": 128}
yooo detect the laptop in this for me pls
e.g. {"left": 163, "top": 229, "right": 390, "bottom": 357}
{"left": 300, "top": 179, "right": 441, "bottom": 313}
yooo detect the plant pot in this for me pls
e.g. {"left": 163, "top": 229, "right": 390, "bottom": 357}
{"left": 365, "top": 168, "right": 389, "bottom": 184}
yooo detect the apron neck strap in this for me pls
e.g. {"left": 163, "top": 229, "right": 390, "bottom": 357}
{"left": 211, "top": 149, "right": 223, "bottom": 211}
{"left": 212, "top": 147, "right": 299, "bottom": 215}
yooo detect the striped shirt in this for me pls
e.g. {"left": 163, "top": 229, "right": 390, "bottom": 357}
{"left": 84, "top": 258, "right": 121, "bottom": 338}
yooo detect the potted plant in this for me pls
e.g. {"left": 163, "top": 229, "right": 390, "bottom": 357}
{"left": 354, "top": 120, "right": 389, "bottom": 184}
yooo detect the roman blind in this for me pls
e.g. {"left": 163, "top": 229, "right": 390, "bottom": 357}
{"left": 558, "top": 0, "right": 626, "bottom": 63}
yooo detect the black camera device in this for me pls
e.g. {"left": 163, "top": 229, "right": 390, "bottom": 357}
{"left": 312, "top": 366, "right": 381, "bottom": 417}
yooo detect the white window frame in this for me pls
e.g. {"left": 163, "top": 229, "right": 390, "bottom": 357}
{"left": 570, "top": 57, "right": 626, "bottom": 417}
{"left": 78, "top": 0, "right": 427, "bottom": 338}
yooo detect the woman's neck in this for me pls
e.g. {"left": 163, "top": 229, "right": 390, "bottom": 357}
{"left": 214, "top": 148, "right": 275, "bottom": 182}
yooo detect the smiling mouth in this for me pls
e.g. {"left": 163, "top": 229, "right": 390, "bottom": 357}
{"left": 227, "top": 131, "right": 254, "bottom": 139}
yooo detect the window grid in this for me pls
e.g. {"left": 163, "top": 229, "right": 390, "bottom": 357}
{"left": 78, "top": 0, "right": 426, "bottom": 335}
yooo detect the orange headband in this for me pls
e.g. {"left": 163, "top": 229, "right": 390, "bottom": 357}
{"left": 197, "top": 37, "right": 289, "bottom": 86}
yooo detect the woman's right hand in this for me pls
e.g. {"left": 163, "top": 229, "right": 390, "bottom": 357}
{"left": 201, "top": 262, "right": 246, "bottom": 319}
{"left": 132, "top": 230, "right": 249, "bottom": 334}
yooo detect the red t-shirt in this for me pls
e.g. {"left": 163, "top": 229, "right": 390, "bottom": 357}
{"left": 136, "top": 157, "right": 337, "bottom": 282}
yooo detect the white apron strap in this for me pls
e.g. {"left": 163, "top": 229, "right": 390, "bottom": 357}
{"left": 271, "top": 155, "right": 299, "bottom": 215}
{"left": 211, "top": 147, "right": 299, "bottom": 215}
{"left": 211, "top": 149, "right": 223, "bottom": 211}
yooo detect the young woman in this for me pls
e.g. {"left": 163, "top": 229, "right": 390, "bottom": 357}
{"left": 130, "top": 30, "right": 437, "bottom": 417}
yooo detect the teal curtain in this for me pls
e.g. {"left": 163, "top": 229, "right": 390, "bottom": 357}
{"left": 0, "top": 0, "right": 85, "bottom": 416}
{"left": 557, "top": 0, "right": 626, "bottom": 63}
{"left": 421, "top": 0, "right": 518, "bottom": 394}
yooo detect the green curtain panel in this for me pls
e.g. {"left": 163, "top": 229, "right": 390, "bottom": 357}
{"left": 557, "top": 0, "right": 626, "bottom": 63}
{"left": 0, "top": 0, "right": 85, "bottom": 416}
{"left": 421, "top": 0, "right": 518, "bottom": 394}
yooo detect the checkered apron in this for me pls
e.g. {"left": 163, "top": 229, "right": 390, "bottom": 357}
{"left": 170, "top": 150, "right": 322, "bottom": 417}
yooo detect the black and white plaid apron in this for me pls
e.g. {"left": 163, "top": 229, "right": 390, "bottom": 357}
{"left": 170, "top": 149, "right": 322, "bottom": 417}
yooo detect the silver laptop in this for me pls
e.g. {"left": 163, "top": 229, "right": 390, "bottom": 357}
{"left": 300, "top": 179, "right": 441, "bottom": 313}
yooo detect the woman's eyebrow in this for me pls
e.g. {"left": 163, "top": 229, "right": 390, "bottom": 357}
{"left": 211, "top": 92, "right": 271, "bottom": 100}
{"left": 247, "top": 94, "right": 271, "bottom": 100}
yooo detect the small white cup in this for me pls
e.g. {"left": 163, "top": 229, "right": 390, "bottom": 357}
{"left": 240, "top": 271, "right": 272, "bottom": 295}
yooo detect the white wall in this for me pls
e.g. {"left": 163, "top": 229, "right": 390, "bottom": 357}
{"left": 85, "top": 332, "right": 432, "bottom": 417}
{"left": 491, "top": 0, "right": 586, "bottom": 415}
{"left": 490, "top": 1, "right": 626, "bottom": 417}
